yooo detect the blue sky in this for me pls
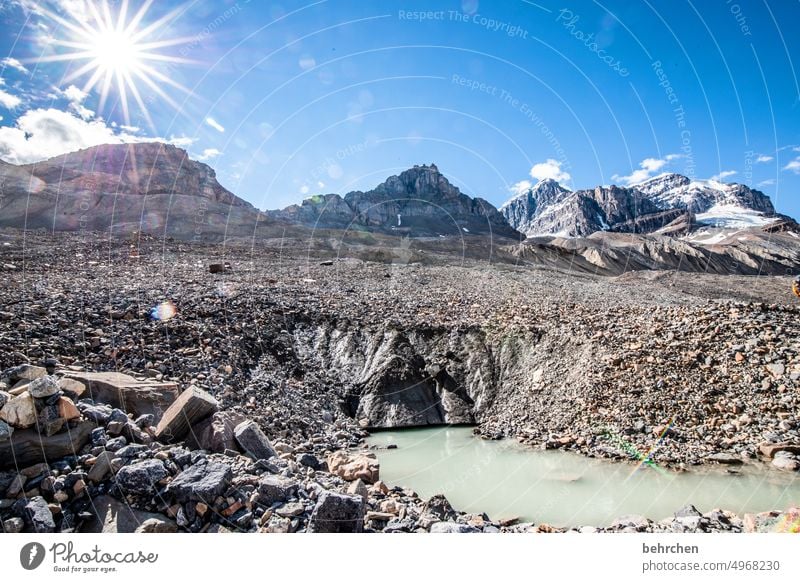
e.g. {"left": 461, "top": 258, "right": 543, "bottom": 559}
{"left": 1, "top": 0, "right": 799, "bottom": 216}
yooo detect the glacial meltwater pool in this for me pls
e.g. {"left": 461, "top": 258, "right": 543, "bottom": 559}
{"left": 367, "top": 426, "right": 800, "bottom": 527}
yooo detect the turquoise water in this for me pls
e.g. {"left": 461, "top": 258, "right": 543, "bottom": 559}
{"left": 367, "top": 426, "right": 800, "bottom": 527}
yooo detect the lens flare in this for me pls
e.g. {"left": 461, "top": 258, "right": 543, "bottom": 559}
{"left": 31, "top": 0, "right": 196, "bottom": 129}
{"left": 149, "top": 300, "right": 177, "bottom": 321}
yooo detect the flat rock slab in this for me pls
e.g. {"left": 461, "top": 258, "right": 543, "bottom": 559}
{"left": 81, "top": 495, "right": 177, "bottom": 533}
{"left": 155, "top": 387, "right": 218, "bottom": 443}
{"left": 63, "top": 371, "right": 178, "bottom": 422}
{"left": 0, "top": 421, "right": 95, "bottom": 468}
{"left": 759, "top": 442, "right": 800, "bottom": 459}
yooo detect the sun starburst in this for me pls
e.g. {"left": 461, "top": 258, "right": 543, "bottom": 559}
{"left": 34, "top": 0, "right": 196, "bottom": 128}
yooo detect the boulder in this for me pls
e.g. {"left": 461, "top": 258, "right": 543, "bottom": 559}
{"left": 57, "top": 377, "right": 87, "bottom": 399}
{"left": 430, "top": 522, "right": 480, "bottom": 533}
{"left": 233, "top": 420, "right": 276, "bottom": 460}
{"left": 326, "top": 450, "right": 379, "bottom": 483}
{"left": 257, "top": 475, "right": 298, "bottom": 504}
{"left": 0, "top": 392, "right": 37, "bottom": 428}
{"left": 63, "top": 371, "right": 179, "bottom": 421}
{"left": 308, "top": 490, "right": 365, "bottom": 533}
{"left": 87, "top": 451, "right": 115, "bottom": 483}
{"left": 184, "top": 411, "right": 245, "bottom": 453}
{"left": 135, "top": 516, "right": 179, "bottom": 533}
{"left": 0, "top": 420, "right": 12, "bottom": 442}
{"left": 1, "top": 364, "right": 46, "bottom": 384}
{"left": 0, "top": 390, "right": 11, "bottom": 409}
{"left": 82, "top": 495, "right": 177, "bottom": 533}
{"left": 24, "top": 496, "right": 55, "bottom": 533}
{"left": 705, "top": 452, "right": 743, "bottom": 465}
{"left": 37, "top": 404, "right": 65, "bottom": 437}
{"left": 164, "top": 461, "right": 232, "bottom": 503}
{"left": 0, "top": 420, "right": 95, "bottom": 468}
{"left": 771, "top": 454, "right": 800, "bottom": 471}
{"left": 154, "top": 387, "right": 218, "bottom": 443}
{"left": 759, "top": 442, "right": 800, "bottom": 459}
{"left": 27, "top": 375, "right": 60, "bottom": 398}
{"left": 347, "top": 479, "right": 369, "bottom": 502}
{"left": 77, "top": 402, "right": 113, "bottom": 423}
{"left": 114, "top": 459, "right": 169, "bottom": 496}
{"left": 422, "top": 494, "right": 457, "bottom": 521}
{"left": 57, "top": 397, "right": 81, "bottom": 421}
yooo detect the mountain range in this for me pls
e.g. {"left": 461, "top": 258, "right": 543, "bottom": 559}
{"left": 1, "top": 142, "right": 798, "bottom": 275}
{"left": 499, "top": 174, "right": 779, "bottom": 238}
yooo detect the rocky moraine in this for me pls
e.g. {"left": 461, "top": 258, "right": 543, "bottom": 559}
{"left": 0, "top": 230, "right": 798, "bottom": 534}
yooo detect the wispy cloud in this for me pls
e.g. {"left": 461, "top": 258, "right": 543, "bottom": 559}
{"left": 612, "top": 154, "right": 680, "bottom": 186}
{"left": 755, "top": 154, "right": 773, "bottom": 163}
{"left": 197, "top": 148, "right": 221, "bottom": 161}
{"left": 784, "top": 157, "right": 800, "bottom": 174}
{"left": 1, "top": 57, "right": 28, "bottom": 74}
{"left": 710, "top": 170, "right": 736, "bottom": 181}
{"left": 205, "top": 117, "right": 225, "bottom": 133}
{"left": 757, "top": 179, "right": 775, "bottom": 187}
{"left": 509, "top": 179, "right": 533, "bottom": 196}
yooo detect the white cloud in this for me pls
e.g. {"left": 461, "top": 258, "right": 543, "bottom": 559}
{"left": 509, "top": 179, "right": 533, "bottom": 196}
{"left": 528, "top": 159, "right": 571, "bottom": 183}
{"left": 710, "top": 170, "right": 736, "bottom": 181}
{"left": 612, "top": 154, "right": 679, "bottom": 186}
{"left": 1, "top": 57, "right": 28, "bottom": 74}
{"left": 784, "top": 157, "right": 800, "bottom": 174}
{"left": 755, "top": 154, "right": 773, "bottom": 163}
{"left": 0, "top": 89, "right": 21, "bottom": 109}
{"left": 299, "top": 185, "right": 310, "bottom": 194}
{"left": 0, "top": 107, "right": 195, "bottom": 165}
{"left": 61, "top": 84, "right": 86, "bottom": 103}
{"left": 316, "top": 181, "right": 325, "bottom": 189}
{"left": 56, "top": 84, "right": 93, "bottom": 119}
{"left": 205, "top": 117, "right": 225, "bottom": 133}
{"left": 197, "top": 148, "right": 221, "bottom": 161}
{"left": 757, "top": 179, "right": 775, "bottom": 187}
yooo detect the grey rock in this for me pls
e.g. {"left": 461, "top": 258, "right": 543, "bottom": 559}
{"left": 308, "top": 490, "right": 365, "bottom": 533}
{"left": 234, "top": 420, "right": 276, "bottom": 460}
{"left": 674, "top": 504, "right": 703, "bottom": 518}
{"left": 114, "top": 459, "right": 168, "bottom": 496}
{"left": 706, "top": 452, "right": 743, "bottom": 465}
{"left": 429, "top": 522, "right": 480, "bottom": 533}
{"left": 27, "top": 375, "right": 60, "bottom": 398}
{"left": 24, "top": 496, "right": 55, "bottom": 532}
{"left": 82, "top": 495, "right": 177, "bottom": 533}
{"left": 78, "top": 402, "right": 113, "bottom": 424}
{"left": 0, "top": 419, "right": 13, "bottom": 442}
{"left": 3, "top": 516, "right": 24, "bottom": 533}
{"left": 1, "top": 364, "right": 46, "bottom": 384}
{"left": 165, "top": 461, "right": 232, "bottom": 502}
{"left": 257, "top": 475, "right": 298, "bottom": 504}
{"left": 422, "top": 494, "right": 457, "bottom": 521}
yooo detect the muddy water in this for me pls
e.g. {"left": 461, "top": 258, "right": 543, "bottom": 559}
{"left": 367, "top": 426, "right": 800, "bottom": 527}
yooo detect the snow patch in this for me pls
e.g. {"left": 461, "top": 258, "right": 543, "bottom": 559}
{"left": 695, "top": 204, "right": 777, "bottom": 229}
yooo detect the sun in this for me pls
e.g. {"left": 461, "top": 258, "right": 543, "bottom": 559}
{"left": 34, "top": 0, "right": 195, "bottom": 128}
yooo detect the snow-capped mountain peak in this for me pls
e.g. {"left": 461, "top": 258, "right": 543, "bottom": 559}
{"left": 501, "top": 172, "right": 779, "bottom": 237}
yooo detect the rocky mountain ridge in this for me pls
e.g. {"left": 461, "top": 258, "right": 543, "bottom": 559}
{"left": 0, "top": 142, "right": 261, "bottom": 237}
{"left": 268, "top": 163, "right": 520, "bottom": 239}
{"left": 501, "top": 173, "right": 779, "bottom": 237}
